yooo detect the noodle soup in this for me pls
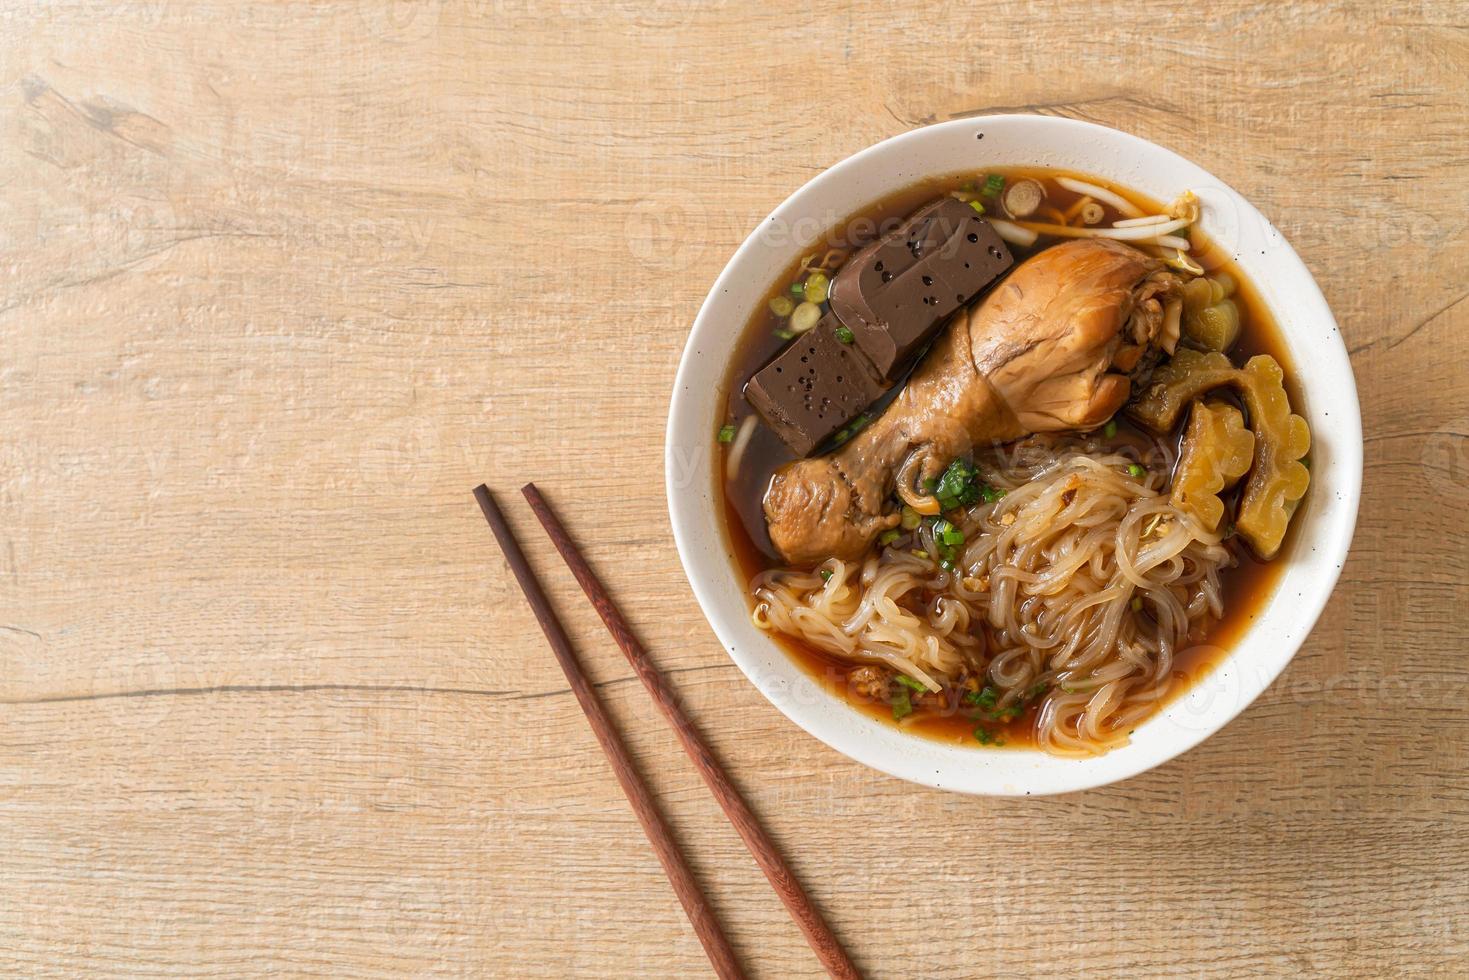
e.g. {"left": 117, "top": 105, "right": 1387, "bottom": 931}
{"left": 716, "top": 168, "right": 1308, "bottom": 756}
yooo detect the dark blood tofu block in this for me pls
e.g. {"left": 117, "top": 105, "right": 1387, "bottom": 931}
{"left": 829, "top": 197, "right": 1013, "bottom": 379}
{"left": 743, "top": 312, "right": 888, "bottom": 457}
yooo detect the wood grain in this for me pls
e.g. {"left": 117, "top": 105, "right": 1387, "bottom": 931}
{"left": 1, "top": 2, "right": 1466, "bottom": 977}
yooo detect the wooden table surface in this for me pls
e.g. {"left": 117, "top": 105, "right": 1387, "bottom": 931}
{"left": 3, "top": 3, "right": 1467, "bottom": 977}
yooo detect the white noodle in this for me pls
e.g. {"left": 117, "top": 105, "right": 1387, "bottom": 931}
{"left": 750, "top": 443, "right": 1236, "bottom": 757}
{"left": 882, "top": 656, "right": 942, "bottom": 692}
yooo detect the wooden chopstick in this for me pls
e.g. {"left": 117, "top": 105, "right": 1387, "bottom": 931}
{"left": 520, "top": 483, "right": 862, "bottom": 980}
{"left": 472, "top": 485, "right": 747, "bottom": 980}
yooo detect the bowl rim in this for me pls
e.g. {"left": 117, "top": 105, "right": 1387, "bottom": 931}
{"left": 665, "top": 115, "right": 1362, "bottom": 796}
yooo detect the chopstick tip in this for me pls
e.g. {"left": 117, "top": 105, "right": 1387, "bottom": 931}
{"left": 472, "top": 484, "right": 503, "bottom": 527}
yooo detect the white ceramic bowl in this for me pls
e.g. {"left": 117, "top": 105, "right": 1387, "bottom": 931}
{"left": 665, "top": 116, "right": 1361, "bottom": 796}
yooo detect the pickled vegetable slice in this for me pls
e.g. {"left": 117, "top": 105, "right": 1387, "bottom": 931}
{"left": 1185, "top": 298, "right": 1240, "bottom": 351}
{"left": 1179, "top": 275, "right": 1241, "bottom": 351}
{"left": 1128, "top": 348, "right": 1310, "bottom": 558}
{"left": 1233, "top": 356, "right": 1311, "bottom": 559}
{"left": 1127, "top": 348, "right": 1237, "bottom": 432}
{"left": 1172, "top": 401, "right": 1254, "bottom": 532}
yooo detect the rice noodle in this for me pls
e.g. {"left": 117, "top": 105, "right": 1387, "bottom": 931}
{"left": 751, "top": 437, "right": 1234, "bottom": 756}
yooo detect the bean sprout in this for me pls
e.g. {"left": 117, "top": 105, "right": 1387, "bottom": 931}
{"left": 724, "top": 414, "right": 758, "bottom": 481}
{"left": 1054, "top": 176, "right": 1145, "bottom": 218}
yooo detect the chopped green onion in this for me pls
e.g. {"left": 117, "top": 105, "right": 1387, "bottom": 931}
{"left": 936, "top": 458, "right": 981, "bottom": 510}
{"left": 894, "top": 674, "right": 926, "bottom": 693}
{"left": 1127, "top": 463, "right": 1146, "bottom": 478}
{"left": 969, "top": 686, "right": 999, "bottom": 709}
{"left": 982, "top": 173, "right": 1005, "bottom": 197}
{"left": 963, "top": 682, "right": 1025, "bottom": 723}
{"left": 769, "top": 295, "right": 795, "bottom": 318}
{"left": 974, "top": 726, "right": 1004, "bottom": 746}
{"left": 789, "top": 281, "right": 805, "bottom": 297}
{"left": 835, "top": 326, "right": 855, "bottom": 344}
{"left": 820, "top": 569, "right": 833, "bottom": 583}
{"left": 804, "top": 272, "right": 830, "bottom": 305}
{"left": 911, "top": 549, "right": 929, "bottom": 559}
{"left": 877, "top": 528, "right": 901, "bottom": 546}
{"left": 980, "top": 485, "right": 1005, "bottom": 504}
{"left": 717, "top": 424, "right": 736, "bottom": 443}
{"left": 773, "top": 328, "right": 795, "bottom": 340}
{"left": 900, "top": 506, "right": 921, "bottom": 530}
{"left": 1103, "top": 419, "right": 1118, "bottom": 438}
{"left": 968, "top": 200, "right": 985, "bottom": 215}
{"left": 931, "top": 518, "right": 964, "bottom": 564}
{"left": 891, "top": 689, "right": 913, "bottom": 720}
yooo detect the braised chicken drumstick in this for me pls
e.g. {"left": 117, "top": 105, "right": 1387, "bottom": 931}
{"left": 764, "top": 239, "right": 1183, "bottom": 565}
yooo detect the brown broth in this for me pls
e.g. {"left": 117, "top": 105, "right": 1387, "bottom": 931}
{"left": 715, "top": 168, "right": 1304, "bottom": 749}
